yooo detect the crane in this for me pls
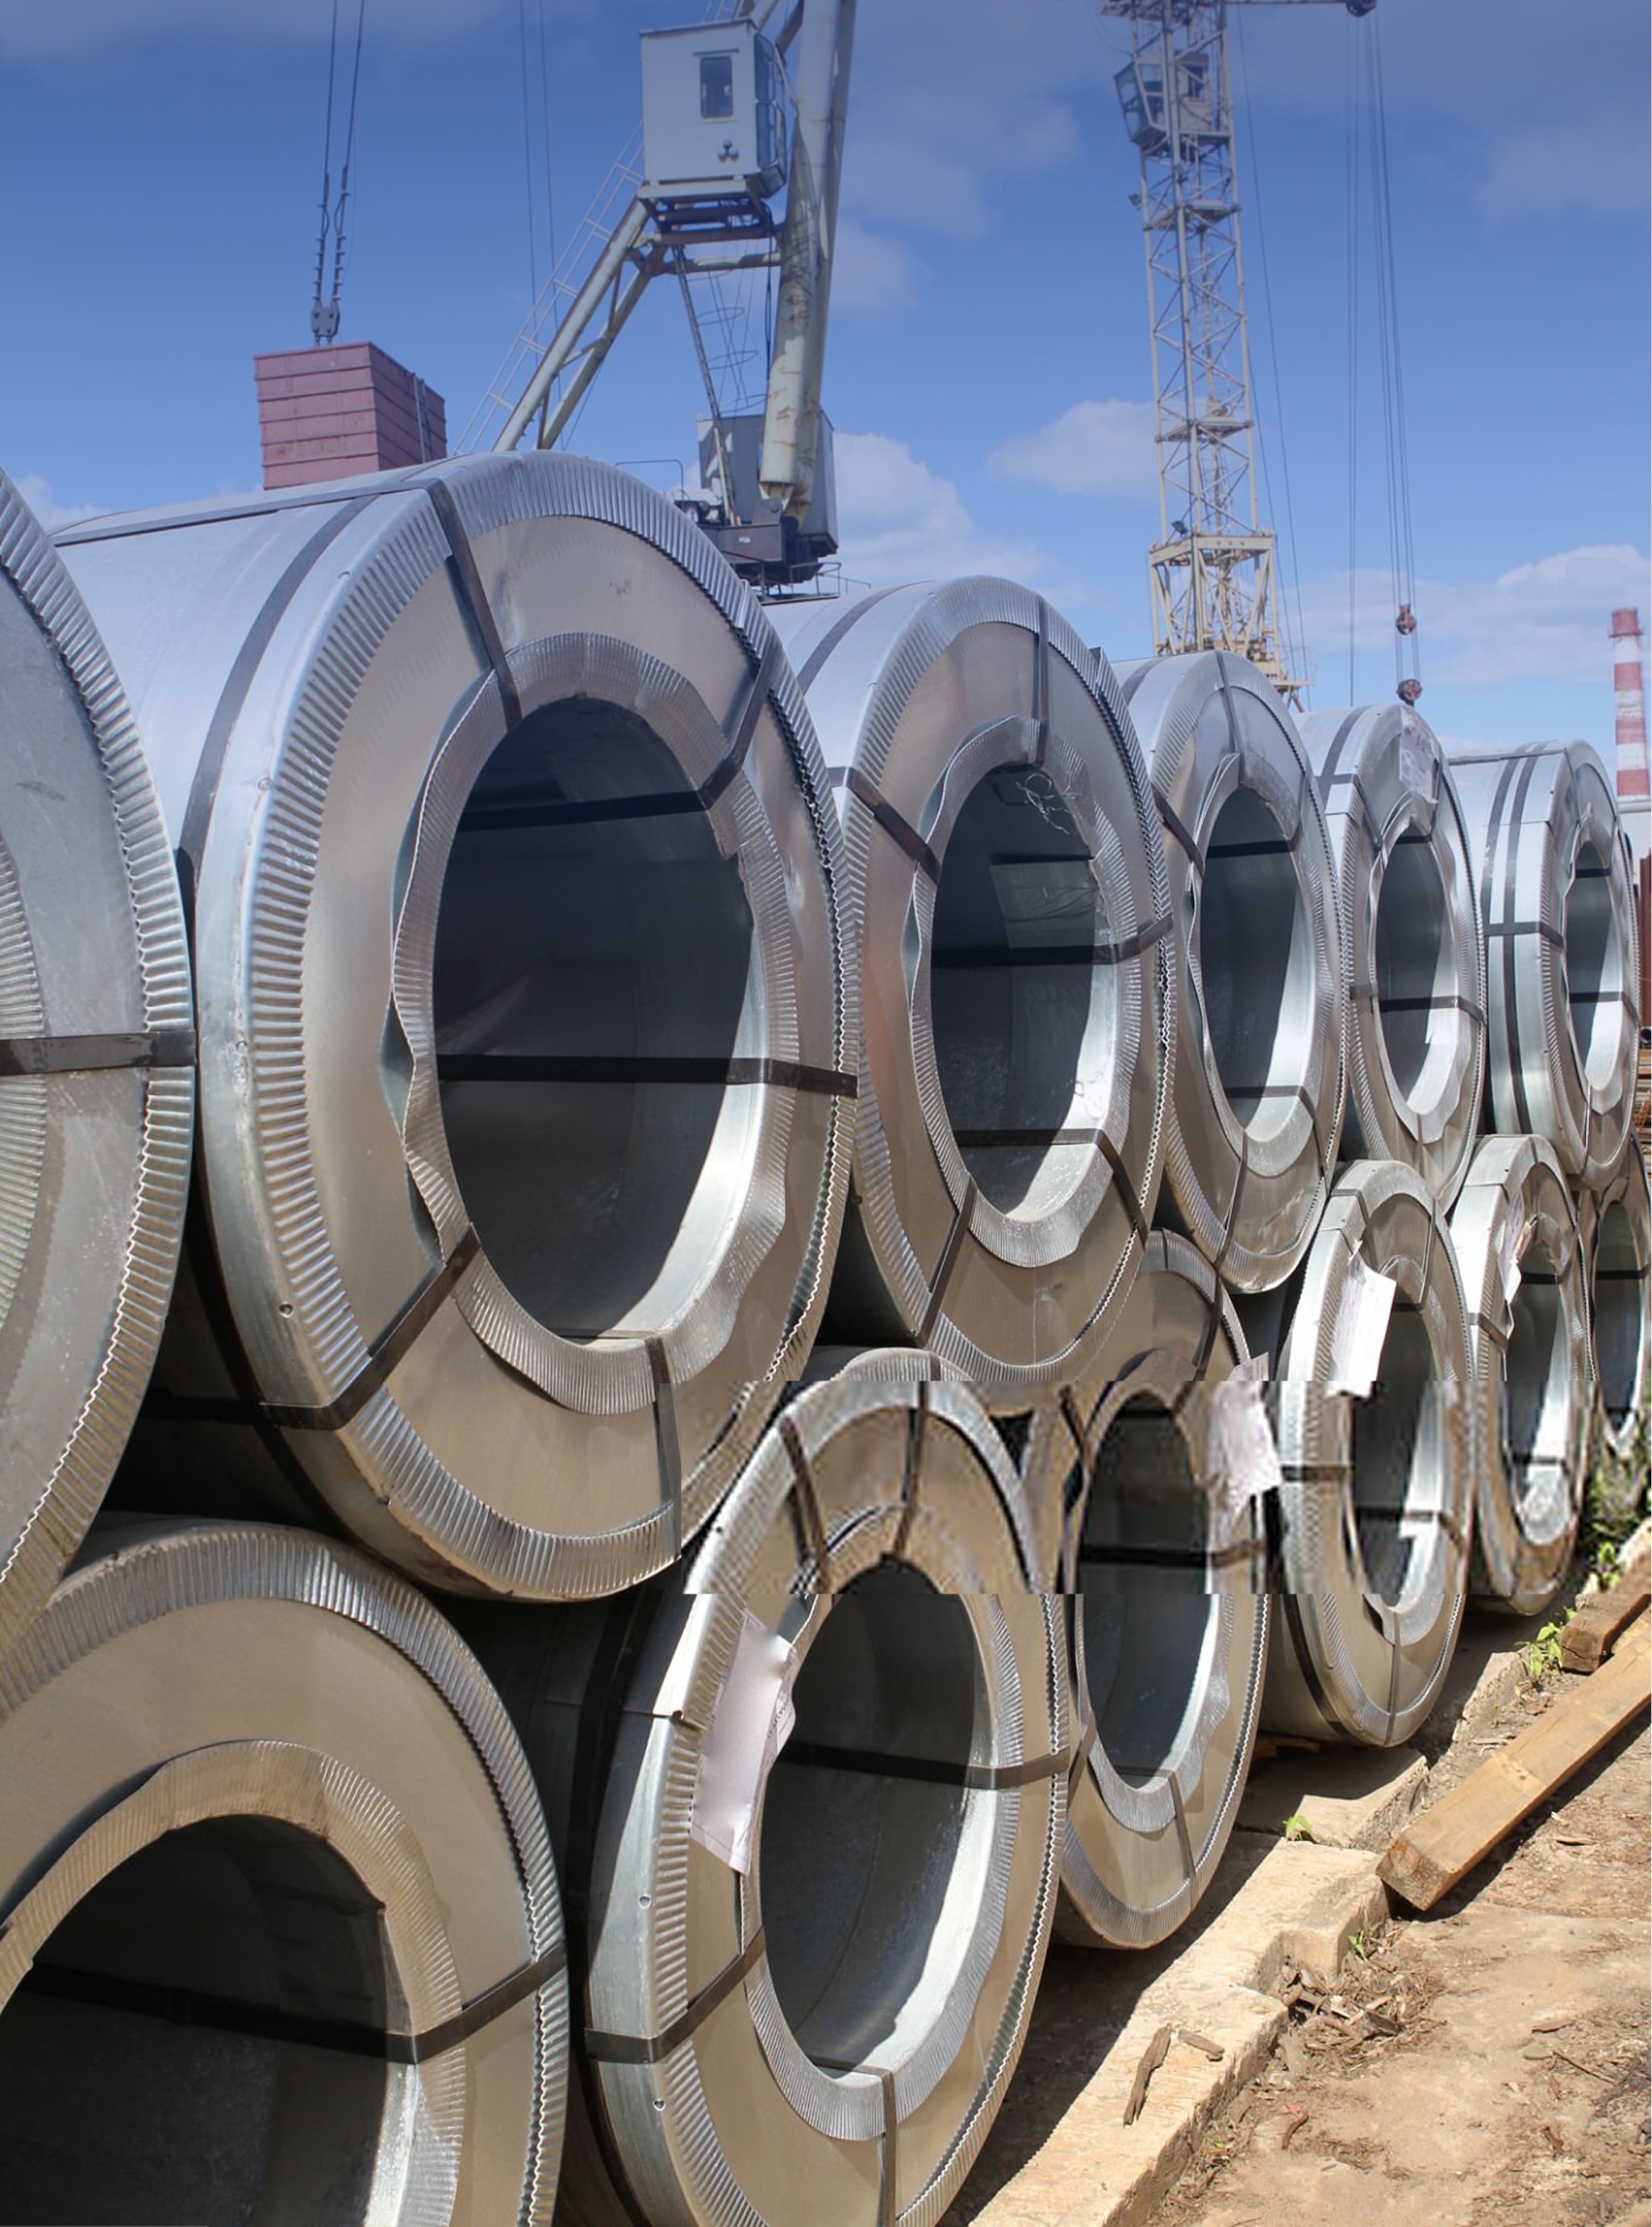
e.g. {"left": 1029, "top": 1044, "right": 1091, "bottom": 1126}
{"left": 484, "top": 0, "right": 856, "bottom": 592}
{"left": 1103, "top": 0, "right": 1375, "bottom": 693}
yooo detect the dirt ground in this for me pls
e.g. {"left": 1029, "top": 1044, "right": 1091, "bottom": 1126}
{"left": 1158, "top": 1684, "right": 1650, "bottom": 2227}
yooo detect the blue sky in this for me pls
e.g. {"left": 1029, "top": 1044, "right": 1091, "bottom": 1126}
{"left": 2, "top": 0, "right": 1647, "bottom": 760}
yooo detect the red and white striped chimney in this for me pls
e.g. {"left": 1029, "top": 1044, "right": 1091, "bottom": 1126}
{"left": 1610, "top": 606, "right": 1648, "bottom": 805}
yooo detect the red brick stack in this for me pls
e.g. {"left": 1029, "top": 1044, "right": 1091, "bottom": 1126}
{"left": 253, "top": 341, "right": 446, "bottom": 489}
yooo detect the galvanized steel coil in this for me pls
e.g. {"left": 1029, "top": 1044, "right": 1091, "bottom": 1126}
{"left": 1451, "top": 742, "right": 1641, "bottom": 1186}
{"left": 771, "top": 581, "right": 1172, "bottom": 1386}
{"left": 1300, "top": 704, "right": 1485, "bottom": 1208}
{"left": 0, "top": 1519, "right": 567, "bottom": 2225}
{"left": 1263, "top": 1159, "right": 1473, "bottom": 1745}
{"left": 0, "top": 470, "right": 193, "bottom": 1657}
{"left": 60, "top": 454, "right": 850, "bottom": 1598}
{"left": 1020, "top": 1232, "right": 1270, "bottom": 1949}
{"left": 1577, "top": 1135, "right": 1651, "bottom": 1461}
{"left": 473, "top": 1369, "right": 1062, "bottom": 2227}
{"left": 1120, "top": 651, "right": 1345, "bottom": 1293}
{"left": 1450, "top": 1134, "right": 1592, "bottom": 1614}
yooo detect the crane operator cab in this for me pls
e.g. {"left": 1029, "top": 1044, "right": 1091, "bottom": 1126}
{"left": 641, "top": 22, "right": 788, "bottom": 212}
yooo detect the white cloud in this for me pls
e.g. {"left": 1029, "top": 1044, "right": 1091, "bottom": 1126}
{"left": 14, "top": 474, "right": 102, "bottom": 530}
{"left": 988, "top": 399, "right": 1157, "bottom": 502}
{"left": 1236, "top": 0, "right": 1648, "bottom": 218}
{"left": 1297, "top": 544, "right": 1652, "bottom": 691}
{"left": 832, "top": 218, "right": 916, "bottom": 318}
{"left": 834, "top": 430, "right": 1058, "bottom": 591}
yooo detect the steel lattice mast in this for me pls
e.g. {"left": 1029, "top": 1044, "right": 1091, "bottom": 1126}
{"left": 1103, "top": 0, "right": 1371, "bottom": 692}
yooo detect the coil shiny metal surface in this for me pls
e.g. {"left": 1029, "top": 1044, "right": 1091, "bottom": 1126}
{"left": 58, "top": 454, "right": 849, "bottom": 1599}
{"left": 1120, "top": 651, "right": 1345, "bottom": 1293}
{"left": 1300, "top": 704, "right": 1485, "bottom": 1209}
{"left": 1450, "top": 1134, "right": 1592, "bottom": 1615}
{"left": 1450, "top": 742, "right": 1640, "bottom": 1186}
{"left": 1264, "top": 1159, "right": 1473, "bottom": 1745}
{"left": 474, "top": 1368, "right": 1062, "bottom": 2227}
{"left": 772, "top": 581, "right": 1172, "bottom": 1387}
{"left": 0, "top": 470, "right": 193, "bottom": 1658}
{"left": 1577, "top": 1135, "right": 1650, "bottom": 1460}
{"left": 0, "top": 1519, "right": 566, "bottom": 2225}
{"left": 1020, "top": 1232, "right": 1269, "bottom": 1949}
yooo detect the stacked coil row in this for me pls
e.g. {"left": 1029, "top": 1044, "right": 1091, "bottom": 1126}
{"left": 0, "top": 452, "right": 1645, "bottom": 2227}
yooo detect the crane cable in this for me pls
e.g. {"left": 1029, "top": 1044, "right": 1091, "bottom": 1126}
{"left": 311, "top": 0, "right": 368, "bottom": 345}
{"left": 1346, "top": 7, "right": 1420, "bottom": 706}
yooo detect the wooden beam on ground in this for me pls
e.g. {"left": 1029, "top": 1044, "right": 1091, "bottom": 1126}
{"left": 1562, "top": 1572, "right": 1652, "bottom": 1673}
{"left": 1379, "top": 1613, "right": 1651, "bottom": 1912}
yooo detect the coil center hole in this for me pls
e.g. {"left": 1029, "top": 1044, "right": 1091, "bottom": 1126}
{"left": 1592, "top": 1203, "right": 1643, "bottom": 1426}
{"left": 1564, "top": 839, "right": 1623, "bottom": 1093}
{"left": 1077, "top": 1397, "right": 1216, "bottom": 1786}
{"left": 760, "top": 1562, "right": 987, "bottom": 2074}
{"left": 928, "top": 764, "right": 1116, "bottom": 1217}
{"left": 432, "top": 698, "right": 755, "bottom": 1341}
{"left": 1503, "top": 1237, "right": 1571, "bottom": 1518}
{"left": 1373, "top": 830, "right": 1458, "bottom": 1106}
{"left": 1350, "top": 1301, "right": 1438, "bottom": 1607}
{"left": 0, "top": 1817, "right": 396, "bottom": 2225}
{"left": 1197, "top": 786, "right": 1313, "bottom": 1139}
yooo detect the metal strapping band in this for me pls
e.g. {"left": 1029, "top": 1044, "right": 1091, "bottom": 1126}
{"left": 929, "top": 913, "right": 1170, "bottom": 970}
{"left": 699, "top": 633, "right": 785, "bottom": 809}
{"left": 1212, "top": 1128, "right": 1249, "bottom": 1281}
{"left": 1170, "top": 1774, "right": 1198, "bottom": 1887}
{"left": 1484, "top": 919, "right": 1564, "bottom": 948}
{"left": 1077, "top": 1539, "right": 1260, "bottom": 1576}
{"left": 1325, "top": 767, "right": 1386, "bottom": 855}
{"left": 426, "top": 479, "right": 523, "bottom": 729}
{"left": 255, "top": 1227, "right": 482, "bottom": 1432}
{"left": 434, "top": 1052, "right": 857, "bottom": 1096}
{"left": 845, "top": 766, "right": 941, "bottom": 883}
{"left": 0, "top": 1027, "right": 196, "bottom": 1077}
{"left": 1091, "top": 1127, "right": 1151, "bottom": 1244}
{"left": 647, "top": 1334, "right": 683, "bottom": 1540}
{"left": 1349, "top": 985, "right": 1485, "bottom": 1023}
{"left": 584, "top": 1928, "right": 767, "bottom": 2066}
{"left": 1033, "top": 598, "right": 1052, "bottom": 768}
{"left": 878, "top": 2066, "right": 899, "bottom": 2227}
{"left": 919, "top": 1177, "right": 978, "bottom": 1342}
{"left": 778, "top": 1411, "right": 834, "bottom": 1598}
{"left": 1470, "top": 1309, "right": 1511, "bottom": 1343}
{"left": 893, "top": 1380, "right": 929, "bottom": 1561}
{"left": 1154, "top": 785, "right": 1201, "bottom": 870}
{"left": 19, "top": 1939, "right": 566, "bottom": 2066}
{"left": 795, "top": 585, "right": 903, "bottom": 695}
{"left": 1058, "top": 1386, "right": 1091, "bottom": 1468}
{"left": 1279, "top": 1460, "right": 1352, "bottom": 1481}
{"left": 774, "top": 1738, "right": 1070, "bottom": 1791}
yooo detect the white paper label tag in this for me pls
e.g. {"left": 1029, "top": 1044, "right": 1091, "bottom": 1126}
{"left": 1397, "top": 716, "right": 1433, "bottom": 804}
{"left": 1208, "top": 1355, "right": 1283, "bottom": 1534}
{"left": 1498, "top": 1210, "right": 1525, "bottom": 1308}
{"left": 689, "top": 1611, "right": 799, "bottom": 1876}
{"left": 1329, "top": 1255, "right": 1398, "bottom": 1398}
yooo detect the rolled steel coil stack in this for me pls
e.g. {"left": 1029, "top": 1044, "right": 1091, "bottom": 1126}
{"left": 1, "top": 442, "right": 1647, "bottom": 2227}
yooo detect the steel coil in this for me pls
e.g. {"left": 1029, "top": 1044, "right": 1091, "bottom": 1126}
{"left": 1020, "top": 1232, "right": 1269, "bottom": 1949}
{"left": 469, "top": 1369, "right": 1062, "bottom": 2227}
{"left": 0, "top": 1518, "right": 566, "bottom": 2225}
{"left": 770, "top": 581, "right": 1172, "bottom": 1386}
{"left": 0, "top": 470, "right": 193, "bottom": 1657}
{"left": 1300, "top": 703, "right": 1485, "bottom": 1207}
{"left": 1450, "top": 1134, "right": 1592, "bottom": 1614}
{"left": 60, "top": 454, "right": 850, "bottom": 1599}
{"left": 1451, "top": 742, "right": 1641, "bottom": 1186}
{"left": 1262, "top": 1159, "right": 1473, "bottom": 1745}
{"left": 1120, "top": 652, "right": 1345, "bottom": 1293}
{"left": 1578, "top": 1135, "right": 1651, "bottom": 1460}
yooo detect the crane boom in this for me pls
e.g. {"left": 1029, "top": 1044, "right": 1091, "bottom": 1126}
{"left": 1102, "top": 0, "right": 1373, "bottom": 691}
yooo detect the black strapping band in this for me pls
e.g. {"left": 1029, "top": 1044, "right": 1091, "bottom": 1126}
{"left": 19, "top": 1940, "right": 566, "bottom": 2066}
{"left": 1154, "top": 785, "right": 1201, "bottom": 870}
{"left": 435, "top": 1052, "right": 857, "bottom": 1097}
{"left": 778, "top": 1411, "right": 834, "bottom": 1598}
{"left": 585, "top": 1928, "right": 766, "bottom": 2066}
{"left": 1095, "top": 1128, "right": 1151, "bottom": 1246}
{"left": 919, "top": 1179, "right": 978, "bottom": 1343}
{"left": 260, "top": 1228, "right": 482, "bottom": 1432}
{"left": 1170, "top": 1774, "right": 1198, "bottom": 1887}
{"left": 1077, "top": 1540, "right": 1260, "bottom": 1576}
{"left": 1032, "top": 597, "right": 1052, "bottom": 768}
{"left": 1485, "top": 917, "right": 1564, "bottom": 949}
{"left": 0, "top": 1028, "right": 195, "bottom": 1078}
{"left": 699, "top": 633, "right": 784, "bottom": 811}
{"left": 426, "top": 479, "right": 523, "bottom": 729}
{"left": 646, "top": 1335, "right": 682, "bottom": 1541}
{"left": 774, "top": 1738, "right": 1070, "bottom": 1791}
{"left": 892, "top": 1380, "right": 929, "bottom": 1563}
{"left": 845, "top": 766, "right": 941, "bottom": 883}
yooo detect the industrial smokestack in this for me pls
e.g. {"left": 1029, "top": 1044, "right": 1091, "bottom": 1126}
{"left": 1610, "top": 607, "right": 1648, "bottom": 809}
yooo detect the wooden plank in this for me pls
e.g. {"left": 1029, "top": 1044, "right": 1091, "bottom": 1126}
{"left": 1379, "top": 1613, "right": 1650, "bottom": 1912}
{"left": 1562, "top": 1572, "right": 1652, "bottom": 1673}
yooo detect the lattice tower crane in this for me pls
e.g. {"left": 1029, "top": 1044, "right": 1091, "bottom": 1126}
{"left": 1103, "top": 0, "right": 1375, "bottom": 694}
